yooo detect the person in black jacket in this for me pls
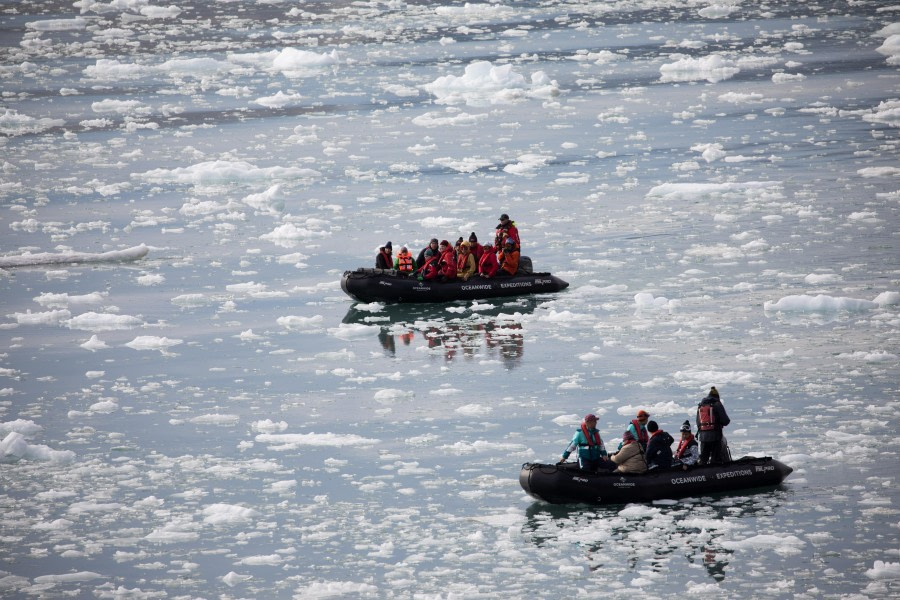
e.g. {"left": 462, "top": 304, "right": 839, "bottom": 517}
{"left": 696, "top": 386, "right": 731, "bottom": 465}
{"left": 645, "top": 420, "right": 674, "bottom": 469}
{"left": 375, "top": 241, "right": 393, "bottom": 269}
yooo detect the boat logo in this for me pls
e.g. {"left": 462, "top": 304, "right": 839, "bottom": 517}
{"left": 378, "top": 281, "right": 393, "bottom": 286}
{"left": 536, "top": 278, "right": 552, "bottom": 284}
{"left": 572, "top": 476, "right": 589, "bottom": 483}
{"left": 715, "top": 469, "right": 753, "bottom": 480}
{"left": 613, "top": 477, "right": 635, "bottom": 488}
{"left": 461, "top": 284, "right": 492, "bottom": 291}
{"left": 755, "top": 465, "right": 775, "bottom": 472}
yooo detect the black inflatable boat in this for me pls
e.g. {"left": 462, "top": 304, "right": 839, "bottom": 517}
{"left": 520, "top": 456, "right": 793, "bottom": 505}
{"left": 341, "top": 265, "right": 569, "bottom": 304}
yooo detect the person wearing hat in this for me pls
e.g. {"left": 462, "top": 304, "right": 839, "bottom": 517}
{"left": 674, "top": 420, "right": 699, "bottom": 467}
{"left": 644, "top": 420, "right": 674, "bottom": 470}
{"left": 609, "top": 430, "right": 648, "bottom": 474}
{"left": 456, "top": 241, "right": 477, "bottom": 281}
{"left": 494, "top": 213, "right": 520, "bottom": 252}
{"left": 696, "top": 386, "right": 731, "bottom": 465}
{"left": 558, "top": 414, "right": 615, "bottom": 472}
{"left": 416, "top": 248, "right": 440, "bottom": 281}
{"left": 618, "top": 409, "right": 651, "bottom": 451}
{"left": 437, "top": 239, "right": 457, "bottom": 281}
{"left": 393, "top": 245, "right": 415, "bottom": 274}
{"left": 375, "top": 241, "right": 393, "bottom": 270}
{"left": 467, "top": 232, "right": 484, "bottom": 262}
{"left": 416, "top": 238, "right": 440, "bottom": 269}
{"left": 477, "top": 243, "right": 500, "bottom": 278}
{"left": 497, "top": 236, "right": 520, "bottom": 276}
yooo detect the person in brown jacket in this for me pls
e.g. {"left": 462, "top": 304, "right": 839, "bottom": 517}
{"left": 609, "top": 431, "right": 648, "bottom": 474}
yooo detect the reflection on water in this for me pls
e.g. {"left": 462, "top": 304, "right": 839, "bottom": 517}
{"left": 522, "top": 488, "right": 790, "bottom": 582}
{"left": 344, "top": 297, "right": 541, "bottom": 369}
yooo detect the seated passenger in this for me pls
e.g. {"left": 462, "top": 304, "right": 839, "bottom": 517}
{"left": 438, "top": 240, "right": 457, "bottom": 281}
{"left": 416, "top": 249, "right": 440, "bottom": 281}
{"left": 468, "top": 232, "right": 484, "bottom": 263}
{"left": 497, "top": 237, "right": 519, "bottom": 276}
{"left": 644, "top": 420, "right": 674, "bottom": 469}
{"left": 375, "top": 241, "right": 393, "bottom": 270}
{"left": 416, "top": 238, "right": 439, "bottom": 269}
{"left": 557, "top": 414, "right": 616, "bottom": 472}
{"left": 478, "top": 244, "right": 499, "bottom": 278}
{"left": 456, "top": 241, "right": 476, "bottom": 281}
{"left": 674, "top": 420, "right": 699, "bottom": 467}
{"left": 609, "top": 431, "right": 648, "bottom": 474}
{"left": 394, "top": 245, "right": 415, "bottom": 274}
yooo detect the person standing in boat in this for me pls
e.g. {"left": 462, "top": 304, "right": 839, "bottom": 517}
{"left": 394, "top": 246, "right": 415, "bottom": 275}
{"left": 375, "top": 241, "right": 393, "bottom": 269}
{"left": 478, "top": 243, "right": 500, "bottom": 278}
{"left": 456, "top": 241, "right": 477, "bottom": 281}
{"left": 696, "top": 386, "right": 731, "bottom": 465}
{"left": 644, "top": 420, "right": 674, "bottom": 469}
{"left": 617, "top": 409, "right": 650, "bottom": 451}
{"left": 416, "top": 238, "right": 439, "bottom": 269}
{"left": 674, "top": 420, "right": 699, "bottom": 467}
{"left": 497, "top": 237, "right": 520, "bottom": 276}
{"left": 494, "top": 213, "right": 520, "bottom": 252}
{"left": 609, "top": 430, "right": 648, "bottom": 474}
{"left": 558, "top": 414, "right": 615, "bottom": 472}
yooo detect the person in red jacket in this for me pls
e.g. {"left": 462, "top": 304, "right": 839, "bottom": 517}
{"left": 438, "top": 240, "right": 457, "bottom": 281}
{"left": 478, "top": 243, "right": 500, "bottom": 278}
{"left": 417, "top": 249, "right": 440, "bottom": 281}
{"left": 498, "top": 237, "right": 519, "bottom": 276}
{"left": 494, "top": 213, "right": 520, "bottom": 251}
{"left": 467, "top": 232, "right": 484, "bottom": 263}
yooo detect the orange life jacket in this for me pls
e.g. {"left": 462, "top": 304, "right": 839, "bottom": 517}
{"left": 699, "top": 404, "right": 716, "bottom": 431}
{"left": 396, "top": 252, "right": 414, "bottom": 272}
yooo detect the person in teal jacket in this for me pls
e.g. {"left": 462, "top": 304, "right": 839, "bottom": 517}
{"left": 558, "top": 414, "right": 616, "bottom": 472}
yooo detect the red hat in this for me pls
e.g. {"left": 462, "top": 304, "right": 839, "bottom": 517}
{"left": 583, "top": 413, "right": 598, "bottom": 422}
{"left": 636, "top": 409, "right": 649, "bottom": 419}
{"left": 440, "top": 239, "right": 449, "bottom": 246}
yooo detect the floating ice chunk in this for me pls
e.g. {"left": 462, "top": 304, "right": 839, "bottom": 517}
{"left": 875, "top": 34, "right": 900, "bottom": 65}
{"left": 858, "top": 166, "right": 900, "bottom": 177}
{"left": 92, "top": 98, "right": 149, "bottom": 115}
{"left": 253, "top": 91, "right": 304, "bottom": 108}
{"left": 255, "top": 432, "right": 379, "bottom": 449}
{"left": 277, "top": 315, "right": 324, "bottom": 331}
{"left": 804, "top": 273, "right": 842, "bottom": 285}
{"left": 27, "top": 17, "right": 90, "bottom": 30}
{"left": 243, "top": 184, "right": 283, "bottom": 213}
{"left": 374, "top": 389, "right": 414, "bottom": 403}
{"left": 659, "top": 54, "right": 739, "bottom": 83}
{"left": 764, "top": 294, "right": 878, "bottom": 312}
{"left": 223, "top": 571, "right": 252, "bottom": 587}
{"left": 88, "top": 399, "right": 118, "bottom": 413}
{"left": 0, "top": 109, "right": 65, "bottom": 136}
{"left": 698, "top": 4, "right": 739, "bottom": 19}
{"left": 67, "top": 312, "right": 143, "bottom": 331}
{"left": 647, "top": 181, "right": 781, "bottom": 201}
{"left": 0, "top": 244, "right": 148, "bottom": 268}
{"left": 874, "top": 291, "right": 900, "bottom": 306}
{"left": 434, "top": 3, "right": 514, "bottom": 20}
{"left": 835, "top": 350, "right": 898, "bottom": 363}
{"left": 271, "top": 48, "right": 342, "bottom": 76}
{"left": 0, "top": 419, "right": 42, "bottom": 436}
{"left": 772, "top": 72, "right": 806, "bottom": 83}
{"left": 327, "top": 323, "right": 377, "bottom": 340}
{"left": 136, "top": 272, "right": 164, "bottom": 286}
{"left": 296, "top": 581, "right": 380, "bottom": 597}
{"left": 860, "top": 99, "right": 900, "bottom": 128}
{"left": 691, "top": 142, "right": 726, "bottom": 163}
{"left": 866, "top": 560, "right": 900, "bottom": 580}
{"left": 32, "top": 572, "right": 103, "bottom": 584}
{"left": 0, "top": 431, "right": 75, "bottom": 464}
{"left": 634, "top": 293, "right": 679, "bottom": 311}
{"left": 189, "top": 414, "right": 239, "bottom": 425}
{"left": 412, "top": 111, "right": 489, "bottom": 127}
{"left": 578, "top": 352, "right": 603, "bottom": 361}
{"left": 125, "top": 336, "right": 183, "bottom": 353}
{"left": 455, "top": 403, "right": 492, "bottom": 416}
{"left": 34, "top": 291, "right": 106, "bottom": 308}
{"left": 672, "top": 369, "right": 754, "bottom": 387}
{"left": 721, "top": 534, "right": 806, "bottom": 556}
{"left": 202, "top": 503, "right": 261, "bottom": 526}
{"left": 10, "top": 309, "right": 71, "bottom": 326}
{"left": 422, "top": 60, "right": 558, "bottom": 106}
{"left": 135, "top": 160, "right": 320, "bottom": 186}
{"left": 718, "top": 91, "right": 765, "bottom": 104}
{"left": 260, "top": 222, "right": 331, "bottom": 246}
{"left": 251, "top": 420, "right": 288, "bottom": 432}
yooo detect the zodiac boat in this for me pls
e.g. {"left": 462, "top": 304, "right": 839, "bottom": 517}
{"left": 519, "top": 456, "right": 793, "bottom": 505}
{"left": 341, "top": 259, "right": 568, "bottom": 304}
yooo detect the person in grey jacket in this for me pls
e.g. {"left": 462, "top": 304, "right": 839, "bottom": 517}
{"left": 696, "top": 386, "right": 731, "bottom": 465}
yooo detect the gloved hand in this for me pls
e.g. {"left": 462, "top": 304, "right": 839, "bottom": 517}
{"left": 557, "top": 460, "right": 566, "bottom": 465}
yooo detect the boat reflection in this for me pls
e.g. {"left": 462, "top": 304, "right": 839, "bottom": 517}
{"left": 343, "top": 297, "right": 539, "bottom": 369}
{"left": 522, "top": 487, "right": 792, "bottom": 582}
